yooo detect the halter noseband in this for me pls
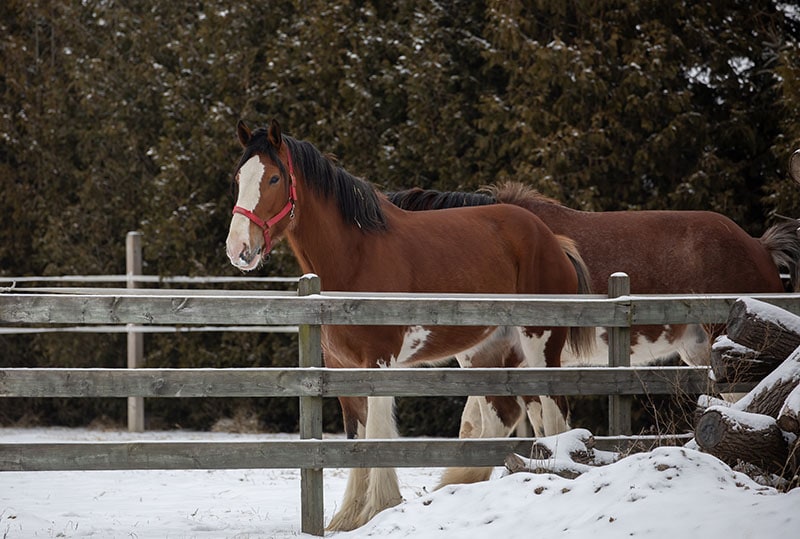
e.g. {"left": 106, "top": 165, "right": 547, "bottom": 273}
{"left": 232, "top": 146, "right": 298, "bottom": 254}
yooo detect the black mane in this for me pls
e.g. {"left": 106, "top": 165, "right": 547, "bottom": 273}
{"left": 236, "top": 128, "right": 387, "bottom": 231}
{"left": 387, "top": 188, "right": 497, "bottom": 211}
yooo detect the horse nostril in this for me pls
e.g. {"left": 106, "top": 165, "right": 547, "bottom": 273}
{"left": 239, "top": 247, "right": 254, "bottom": 264}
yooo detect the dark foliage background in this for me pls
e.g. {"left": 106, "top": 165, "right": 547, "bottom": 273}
{"left": 2, "top": 0, "right": 799, "bottom": 435}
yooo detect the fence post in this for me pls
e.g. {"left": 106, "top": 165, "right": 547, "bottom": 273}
{"left": 608, "top": 272, "right": 632, "bottom": 435}
{"left": 298, "top": 274, "right": 324, "bottom": 536}
{"left": 126, "top": 231, "right": 145, "bottom": 432}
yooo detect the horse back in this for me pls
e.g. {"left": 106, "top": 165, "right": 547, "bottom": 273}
{"left": 525, "top": 205, "right": 784, "bottom": 294}
{"left": 378, "top": 202, "right": 579, "bottom": 296}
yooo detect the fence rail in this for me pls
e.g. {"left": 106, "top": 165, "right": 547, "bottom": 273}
{"left": 0, "top": 275, "right": 299, "bottom": 285}
{"left": 3, "top": 288, "right": 799, "bottom": 326}
{"left": 0, "top": 366, "right": 752, "bottom": 398}
{"left": 0, "top": 435, "right": 697, "bottom": 473}
{"left": 3, "top": 272, "right": 800, "bottom": 535}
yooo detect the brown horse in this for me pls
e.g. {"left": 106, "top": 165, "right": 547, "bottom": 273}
{"left": 389, "top": 181, "right": 800, "bottom": 368}
{"left": 225, "top": 120, "right": 594, "bottom": 531}
{"left": 389, "top": 182, "right": 800, "bottom": 442}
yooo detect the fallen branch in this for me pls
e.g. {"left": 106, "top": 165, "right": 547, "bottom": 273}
{"left": 504, "top": 429, "right": 618, "bottom": 479}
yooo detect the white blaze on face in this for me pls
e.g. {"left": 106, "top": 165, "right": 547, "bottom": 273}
{"left": 226, "top": 156, "right": 266, "bottom": 265}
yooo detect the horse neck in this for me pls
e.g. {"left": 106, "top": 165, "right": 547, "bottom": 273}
{"left": 286, "top": 179, "right": 369, "bottom": 287}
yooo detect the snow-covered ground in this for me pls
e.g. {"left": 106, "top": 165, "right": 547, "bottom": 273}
{"left": 1, "top": 427, "right": 798, "bottom": 538}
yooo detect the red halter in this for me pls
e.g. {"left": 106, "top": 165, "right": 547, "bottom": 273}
{"left": 232, "top": 146, "right": 298, "bottom": 254}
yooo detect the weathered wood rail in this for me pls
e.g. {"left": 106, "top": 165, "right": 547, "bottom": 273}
{"left": 0, "top": 365, "right": 748, "bottom": 398}
{"left": 3, "top": 290, "right": 608, "bottom": 325}
{"left": 2, "top": 273, "right": 800, "bottom": 535}
{"left": 4, "top": 288, "right": 798, "bottom": 326}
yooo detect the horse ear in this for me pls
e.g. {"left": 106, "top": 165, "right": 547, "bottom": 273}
{"left": 268, "top": 119, "right": 283, "bottom": 149}
{"left": 237, "top": 120, "right": 252, "bottom": 148}
{"left": 790, "top": 150, "right": 800, "bottom": 186}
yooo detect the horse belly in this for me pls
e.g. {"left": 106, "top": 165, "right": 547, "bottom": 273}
{"left": 560, "top": 324, "right": 709, "bottom": 367}
{"left": 394, "top": 325, "right": 497, "bottom": 366}
{"left": 323, "top": 325, "right": 496, "bottom": 368}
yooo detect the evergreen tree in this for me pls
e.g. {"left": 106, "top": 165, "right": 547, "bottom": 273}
{"left": 1, "top": 0, "right": 798, "bottom": 430}
{"left": 478, "top": 0, "right": 797, "bottom": 228}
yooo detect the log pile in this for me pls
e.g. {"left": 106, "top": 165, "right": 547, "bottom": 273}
{"left": 695, "top": 298, "right": 800, "bottom": 484}
{"left": 710, "top": 298, "right": 800, "bottom": 384}
{"left": 505, "top": 298, "right": 800, "bottom": 487}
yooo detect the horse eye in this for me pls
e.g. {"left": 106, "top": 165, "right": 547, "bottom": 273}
{"left": 269, "top": 175, "right": 280, "bottom": 185}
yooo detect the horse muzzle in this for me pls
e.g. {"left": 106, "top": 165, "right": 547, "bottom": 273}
{"left": 226, "top": 214, "right": 266, "bottom": 271}
{"left": 227, "top": 242, "right": 264, "bottom": 271}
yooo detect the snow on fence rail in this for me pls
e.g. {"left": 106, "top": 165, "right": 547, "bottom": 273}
{"left": 3, "top": 271, "right": 800, "bottom": 535}
{"left": 5, "top": 286, "right": 800, "bottom": 326}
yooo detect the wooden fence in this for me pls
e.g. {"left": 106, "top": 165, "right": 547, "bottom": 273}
{"left": 2, "top": 272, "right": 800, "bottom": 535}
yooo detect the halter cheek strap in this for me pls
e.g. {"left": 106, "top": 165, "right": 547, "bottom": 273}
{"left": 232, "top": 146, "right": 297, "bottom": 254}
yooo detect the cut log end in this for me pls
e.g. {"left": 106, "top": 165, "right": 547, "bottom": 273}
{"left": 725, "top": 298, "right": 800, "bottom": 362}
{"left": 695, "top": 407, "right": 789, "bottom": 476}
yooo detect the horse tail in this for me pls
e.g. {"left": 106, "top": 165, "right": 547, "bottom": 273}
{"left": 556, "top": 234, "right": 596, "bottom": 358}
{"left": 759, "top": 220, "right": 800, "bottom": 292}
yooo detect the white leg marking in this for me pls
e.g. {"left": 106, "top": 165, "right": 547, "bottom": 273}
{"left": 365, "top": 396, "right": 398, "bottom": 439}
{"left": 526, "top": 399, "right": 545, "bottom": 437}
{"left": 459, "top": 396, "right": 512, "bottom": 439}
{"left": 539, "top": 397, "right": 569, "bottom": 435}
{"left": 329, "top": 414, "right": 391, "bottom": 531}
{"left": 673, "top": 324, "right": 711, "bottom": 366}
{"left": 329, "top": 467, "right": 369, "bottom": 531}
{"left": 458, "top": 395, "right": 482, "bottom": 438}
{"left": 437, "top": 395, "right": 516, "bottom": 489}
{"left": 515, "top": 328, "right": 551, "bottom": 368}
{"left": 516, "top": 329, "right": 569, "bottom": 435}
{"left": 478, "top": 397, "right": 512, "bottom": 437}
{"left": 360, "top": 396, "right": 402, "bottom": 526}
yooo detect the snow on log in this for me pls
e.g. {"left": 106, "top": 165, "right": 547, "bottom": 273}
{"left": 697, "top": 394, "right": 731, "bottom": 409}
{"left": 698, "top": 341, "right": 800, "bottom": 419}
{"left": 736, "top": 345, "right": 800, "bottom": 418}
{"left": 710, "top": 336, "right": 782, "bottom": 384}
{"left": 504, "top": 429, "right": 618, "bottom": 479}
{"left": 695, "top": 406, "right": 790, "bottom": 475}
{"left": 695, "top": 339, "right": 800, "bottom": 479}
{"left": 725, "top": 298, "right": 800, "bottom": 362}
{"left": 777, "top": 384, "right": 800, "bottom": 435}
